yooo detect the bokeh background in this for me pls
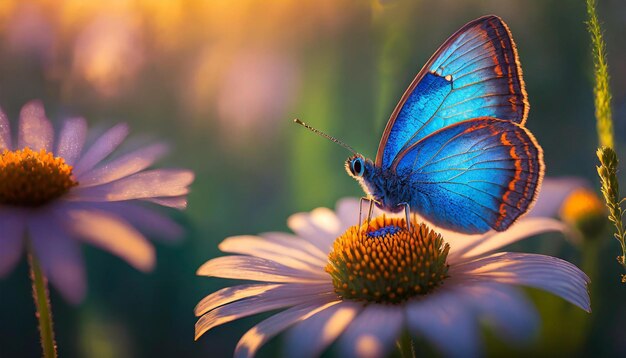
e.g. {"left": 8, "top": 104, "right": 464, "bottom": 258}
{"left": 1, "top": 0, "right": 626, "bottom": 357}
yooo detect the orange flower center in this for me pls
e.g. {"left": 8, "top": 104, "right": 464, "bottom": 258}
{"left": 559, "top": 188, "right": 607, "bottom": 237}
{"left": 326, "top": 215, "right": 450, "bottom": 304}
{"left": 0, "top": 148, "right": 78, "bottom": 207}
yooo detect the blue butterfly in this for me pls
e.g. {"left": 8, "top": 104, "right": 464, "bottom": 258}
{"left": 299, "top": 15, "right": 544, "bottom": 234}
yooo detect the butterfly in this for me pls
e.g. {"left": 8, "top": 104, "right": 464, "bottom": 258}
{"left": 297, "top": 15, "right": 543, "bottom": 234}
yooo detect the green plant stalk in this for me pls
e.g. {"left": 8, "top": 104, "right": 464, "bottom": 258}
{"left": 27, "top": 240, "right": 58, "bottom": 358}
{"left": 396, "top": 331, "right": 416, "bottom": 358}
{"left": 586, "top": 0, "right": 614, "bottom": 149}
{"left": 597, "top": 147, "right": 626, "bottom": 277}
{"left": 587, "top": 0, "right": 626, "bottom": 280}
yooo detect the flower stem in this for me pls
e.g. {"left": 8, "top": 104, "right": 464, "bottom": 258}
{"left": 586, "top": 0, "right": 613, "bottom": 149}
{"left": 396, "top": 330, "right": 416, "bottom": 358}
{"left": 587, "top": 0, "right": 626, "bottom": 281}
{"left": 597, "top": 147, "right": 626, "bottom": 280}
{"left": 27, "top": 240, "right": 58, "bottom": 358}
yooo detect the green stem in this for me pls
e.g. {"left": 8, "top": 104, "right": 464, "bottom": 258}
{"left": 586, "top": 0, "right": 614, "bottom": 149}
{"left": 396, "top": 331, "right": 416, "bottom": 358}
{"left": 597, "top": 147, "right": 626, "bottom": 279}
{"left": 27, "top": 240, "right": 58, "bottom": 358}
{"left": 587, "top": 0, "right": 626, "bottom": 280}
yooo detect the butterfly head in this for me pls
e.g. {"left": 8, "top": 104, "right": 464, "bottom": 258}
{"left": 346, "top": 155, "right": 386, "bottom": 207}
{"left": 345, "top": 155, "right": 375, "bottom": 179}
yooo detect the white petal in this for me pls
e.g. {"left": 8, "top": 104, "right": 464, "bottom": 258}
{"left": 259, "top": 232, "right": 327, "bottom": 261}
{"left": 406, "top": 282, "right": 538, "bottom": 355}
{"left": 197, "top": 283, "right": 332, "bottom": 317}
{"left": 406, "top": 290, "right": 481, "bottom": 357}
{"left": 69, "top": 169, "right": 194, "bottom": 201}
{"left": 195, "top": 285, "right": 336, "bottom": 339}
{"left": 142, "top": 195, "right": 188, "bottom": 209}
{"left": 196, "top": 256, "right": 328, "bottom": 282}
{"left": 287, "top": 209, "right": 339, "bottom": 254}
{"left": 18, "top": 100, "right": 53, "bottom": 151}
{"left": 73, "top": 123, "right": 129, "bottom": 175}
{"left": 219, "top": 235, "right": 327, "bottom": 271}
{"left": 528, "top": 177, "right": 589, "bottom": 218}
{"left": 310, "top": 207, "right": 342, "bottom": 233}
{"left": 335, "top": 197, "right": 361, "bottom": 229}
{"left": 67, "top": 209, "right": 155, "bottom": 272}
{"left": 285, "top": 301, "right": 362, "bottom": 358}
{"left": 112, "top": 203, "right": 183, "bottom": 241}
{"left": 76, "top": 201, "right": 184, "bottom": 241}
{"left": 0, "top": 211, "right": 26, "bottom": 277}
{"left": 29, "top": 215, "right": 86, "bottom": 304}
{"left": 0, "top": 106, "right": 11, "bottom": 150}
{"left": 448, "top": 218, "right": 570, "bottom": 262}
{"left": 55, "top": 117, "right": 87, "bottom": 165}
{"left": 234, "top": 301, "right": 340, "bottom": 358}
{"left": 195, "top": 283, "right": 282, "bottom": 316}
{"left": 335, "top": 197, "right": 387, "bottom": 231}
{"left": 78, "top": 143, "right": 168, "bottom": 187}
{"left": 451, "top": 252, "right": 591, "bottom": 312}
{"left": 455, "top": 282, "right": 538, "bottom": 344}
{"left": 338, "top": 304, "right": 404, "bottom": 358}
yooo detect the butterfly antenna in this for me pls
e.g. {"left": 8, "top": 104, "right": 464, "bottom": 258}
{"left": 293, "top": 119, "right": 357, "bottom": 155}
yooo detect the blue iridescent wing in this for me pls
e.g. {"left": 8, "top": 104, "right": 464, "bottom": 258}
{"left": 393, "top": 118, "right": 543, "bottom": 234}
{"left": 376, "top": 15, "right": 528, "bottom": 170}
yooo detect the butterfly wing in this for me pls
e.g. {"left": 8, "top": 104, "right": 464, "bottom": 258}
{"left": 376, "top": 15, "right": 528, "bottom": 170}
{"left": 393, "top": 118, "right": 543, "bottom": 234}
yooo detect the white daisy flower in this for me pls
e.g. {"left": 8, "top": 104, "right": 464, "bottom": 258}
{"left": 0, "top": 100, "right": 194, "bottom": 303}
{"left": 195, "top": 198, "right": 590, "bottom": 357}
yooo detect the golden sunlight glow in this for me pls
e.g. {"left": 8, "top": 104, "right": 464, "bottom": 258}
{"left": 322, "top": 306, "right": 359, "bottom": 342}
{"left": 0, "top": 0, "right": 355, "bottom": 123}
{"left": 71, "top": 13, "right": 143, "bottom": 96}
{"left": 134, "top": 0, "right": 184, "bottom": 50}
{"left": 356, "top": 334, "right": 382, "bottom": 358}
{"left": 0, "top": 1, "right": 16, "bottom": 21}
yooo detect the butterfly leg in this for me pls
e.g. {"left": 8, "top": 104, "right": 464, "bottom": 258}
{"left": 358, "top": 196, "right": 375, "bottom": 232}
{"left": 366, "top": 199, "right": 375, "bottom": 227}
{"left": 358, "top": 197, "right": 366, "bottom": 227}
{"left": 397, "top": 202, "right": 411, "bottom": 231}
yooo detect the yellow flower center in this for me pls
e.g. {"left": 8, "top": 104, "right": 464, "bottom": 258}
{"left": 559, "top": 188, "right": 607, "bottom": 237}
{"left": 0, "top": 148, "right": 78, "bottom": 207}
{"left": 325, "top": 215, "right": 450, "bottom": 304}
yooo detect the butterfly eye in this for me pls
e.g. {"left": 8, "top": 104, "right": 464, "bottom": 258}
{"left": 351, "top": 158, "right": 364, "bottom": 177}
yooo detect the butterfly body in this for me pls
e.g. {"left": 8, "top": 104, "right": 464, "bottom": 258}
{"left": 347, "top": 155, "right": 409, "bottom": 213}
{"left": 345, "top": 15, "right": 544, "bottom": 234}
